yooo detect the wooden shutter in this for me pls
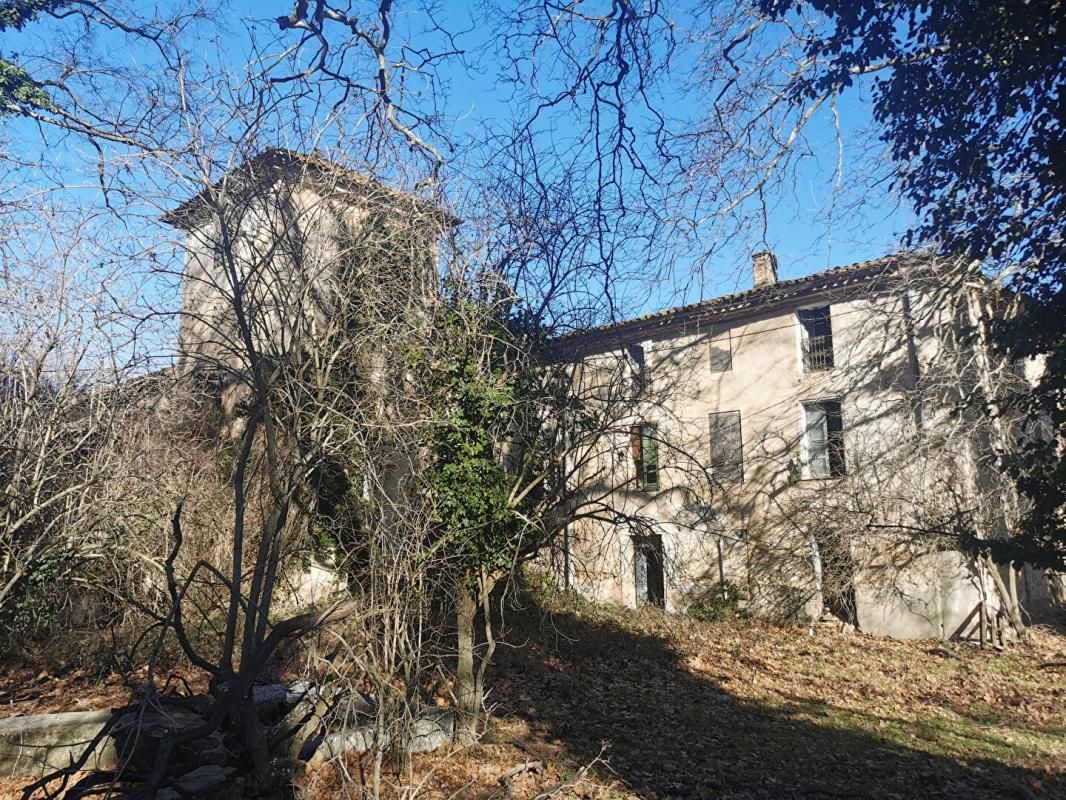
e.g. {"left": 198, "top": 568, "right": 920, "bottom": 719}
{"left": 630, "top": 425, "right": 642, "bottom": 473}
{"left": 633, "top": 540, "right": 648, "bottom": 604}
{"left": 804, "top": 403, "right": 830, "bottom": 478}
{"left": 708, "top": 410, "right": 744, "bottom": 483}
{"left": 631, "top": 423, "right": 660, "bottom": 489}
{"left": 641, "top": 426, "right": 660, "bottom": 489}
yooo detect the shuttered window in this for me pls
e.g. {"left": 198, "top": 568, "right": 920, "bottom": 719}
{"left": 708, "top": 411, "right": 744, "bottom": 483}
{"left": 630, "top": 423, "right": 660, "bottom": 490}
{"left": 803, "top": 400, "right": 846, "bottom": 478}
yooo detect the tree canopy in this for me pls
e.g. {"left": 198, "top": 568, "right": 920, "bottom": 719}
{"left": 0, "top": 1, "right": 65, "bottom": 113}
{"left": 758, "top": 0, "right": 1065, "bottom": 569}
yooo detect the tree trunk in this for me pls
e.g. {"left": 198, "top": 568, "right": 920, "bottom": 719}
{"left": 1008, "top": 565, "right": 1023, "bottom": 625}
{"left": 454, "top": 583, "right": 479, "bottom": 745}
{"left": 475, "top": 569, "right": 498, "bottom": 723}
{"left": 1050, "top": 571, "right": 1066, "bottom": 606}
{"left": 983, "top": 555, "right": 1026, "bottom": 639}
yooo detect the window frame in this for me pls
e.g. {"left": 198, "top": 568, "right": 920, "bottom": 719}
{"left": 801, "top": 399, "right": 846, "bottom": 479}
{"left": 630, "top": 422, "right": 660, "bottom": 491}
{"left": 797, "top": 305, "right": 835, "bottom": 373}
{"left": 632, "top": 533, "right": 666, "bottom": 608}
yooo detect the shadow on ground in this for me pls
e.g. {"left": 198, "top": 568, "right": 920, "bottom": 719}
{"left": 489, "top": 605, "right": 1064, "bottom": 799}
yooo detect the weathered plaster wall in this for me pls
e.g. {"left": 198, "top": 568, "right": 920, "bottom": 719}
{"left": 566, "top": 264, "right": 1007, "bottom": 639}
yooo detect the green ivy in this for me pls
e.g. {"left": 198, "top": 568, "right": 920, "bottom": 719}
{"left": 427, "top": 301, "right": 524, "bottom": 576}
{"left": 0, "top": 551, "right": 66, "bottom": 647}
{"left": 686, "top": 581, "right": 741, "bottom": 623}
{"left": 0, "top": 59, "right": 53, "bottom": 110}
{"left": 0, "top": 0, "right": 65, "bottom": 31}
{"left": 308, "top": 456, "right": 367, "bottom": 564}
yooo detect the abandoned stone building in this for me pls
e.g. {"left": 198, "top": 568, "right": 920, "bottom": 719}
{"left": 164, "top": 148, "right": 448, "bottom": 605}
{"left": 166, "top": 149, "right": 1050, "bottom": 640}
{"left": 556, "top": 252, "right": 1050, "bottom": 639}
{"left": 166, "top": 147, "right": 445, "bottom": 390}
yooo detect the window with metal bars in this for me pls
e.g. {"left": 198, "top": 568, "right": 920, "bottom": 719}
{"left": 798, "top": 307, "right": 834, "bottom": 371}
{"left": 632, "top": 534, "right": 665, "bottom": 607}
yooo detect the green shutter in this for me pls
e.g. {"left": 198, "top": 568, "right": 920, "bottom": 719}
{"left": 640, "top": 425, "right": 659, "bottom": 490}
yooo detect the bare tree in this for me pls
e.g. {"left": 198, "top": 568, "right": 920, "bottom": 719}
{"left": 10, "top": 4, "right": 1038, "bottom": 798}
{"left": 0, "top": 200, "right": 141, "bottom": 641}
{"left": 743, "top": 255, "right": 1036, "bottom": 639}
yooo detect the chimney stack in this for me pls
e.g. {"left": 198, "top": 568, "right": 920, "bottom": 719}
{"left": 752, "top": 250, "right": 778, "bottom": 288}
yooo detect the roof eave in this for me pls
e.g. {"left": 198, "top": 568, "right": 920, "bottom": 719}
{"left": 161, "top": 148, "right": 459, "bottom": 230}
{"left": 555, "top": 256, "right": 905, "bottom": 354}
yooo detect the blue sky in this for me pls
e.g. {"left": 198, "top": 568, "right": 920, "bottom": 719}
{"left": 411, "top": 0, "right": 912, "bottom": 307}
{"left": 2, "top": 0, "right": 913, "bottom": 336}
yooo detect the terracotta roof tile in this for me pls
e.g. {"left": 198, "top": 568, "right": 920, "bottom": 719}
{"left": 162, "top": 148, "right": 453, "bottom": 229}
{"left": 560, "top": 253, "right": 915, "bottom": 348}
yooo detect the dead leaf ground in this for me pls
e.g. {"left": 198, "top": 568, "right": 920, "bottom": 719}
{"left": 2, "top": 598, "right": 1063, "bottom": 799}
{"left": 356, "top": 597, "right": 1065, "bottom": 799}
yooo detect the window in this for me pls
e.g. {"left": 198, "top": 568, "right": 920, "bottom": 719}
{"left": 709, "top": 330, "right": 732, "bottom": 372}
{"left": 626, "top": 343, "right": 648, "bottom": 397}
{"left": 630, "top": 423, "right": 660, "bottom": 490}
{"left": 803, "top": 400, "right": 846, "bottom": 478}
{"left": 798, "top": 306, "right": 834, "bottom": 371}
{"left": 708, "top": 410, "right": 744, "bottom": 483}
{"left": 633, "top": 534, "right": 665, "bottom": 607}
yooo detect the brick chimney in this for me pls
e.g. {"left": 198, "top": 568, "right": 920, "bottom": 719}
{"left": 752, "top": 250, "right": 778, "bottom": 288}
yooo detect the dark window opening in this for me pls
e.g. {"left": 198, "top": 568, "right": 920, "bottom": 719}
{"left": 804, "top": 400, "right": 846, "bottom": 478}
{"left": 815, "top": 529, "right": 858, "bottom": 626}
{"left": 633, "top": 534, "right": 665, "bottom": 607}
{"left": 630, "top": 423, "right": 660, "bottom": 491}
{"left": 799, "top": 307, "right": 834, "bottom": 371}
{"left": 708, "top": 410, "right": 744, "bottom": 483}
{"left": 709, "top": 330, "right": 733, "bottom": 372}
{"left": 626, "top": 343, "right": 648, "bottom": 397}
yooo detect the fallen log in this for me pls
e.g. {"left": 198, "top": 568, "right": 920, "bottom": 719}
{"left": 0, "top": 710, "right": 116, "bottom": 776}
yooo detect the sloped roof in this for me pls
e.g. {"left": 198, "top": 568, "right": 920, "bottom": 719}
{"left": 162, "top": 148, "right": 453, "bottom": 229}
{"left": 560, "top": 254, "right": 915, "bottom": 350}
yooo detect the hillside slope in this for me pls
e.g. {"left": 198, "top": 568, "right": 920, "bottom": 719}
{"left": 3, "top": 595, "right": 1062, "bottom": 799}
{"left": 383, "top": 595, "right": 1065, "bottom": 799}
